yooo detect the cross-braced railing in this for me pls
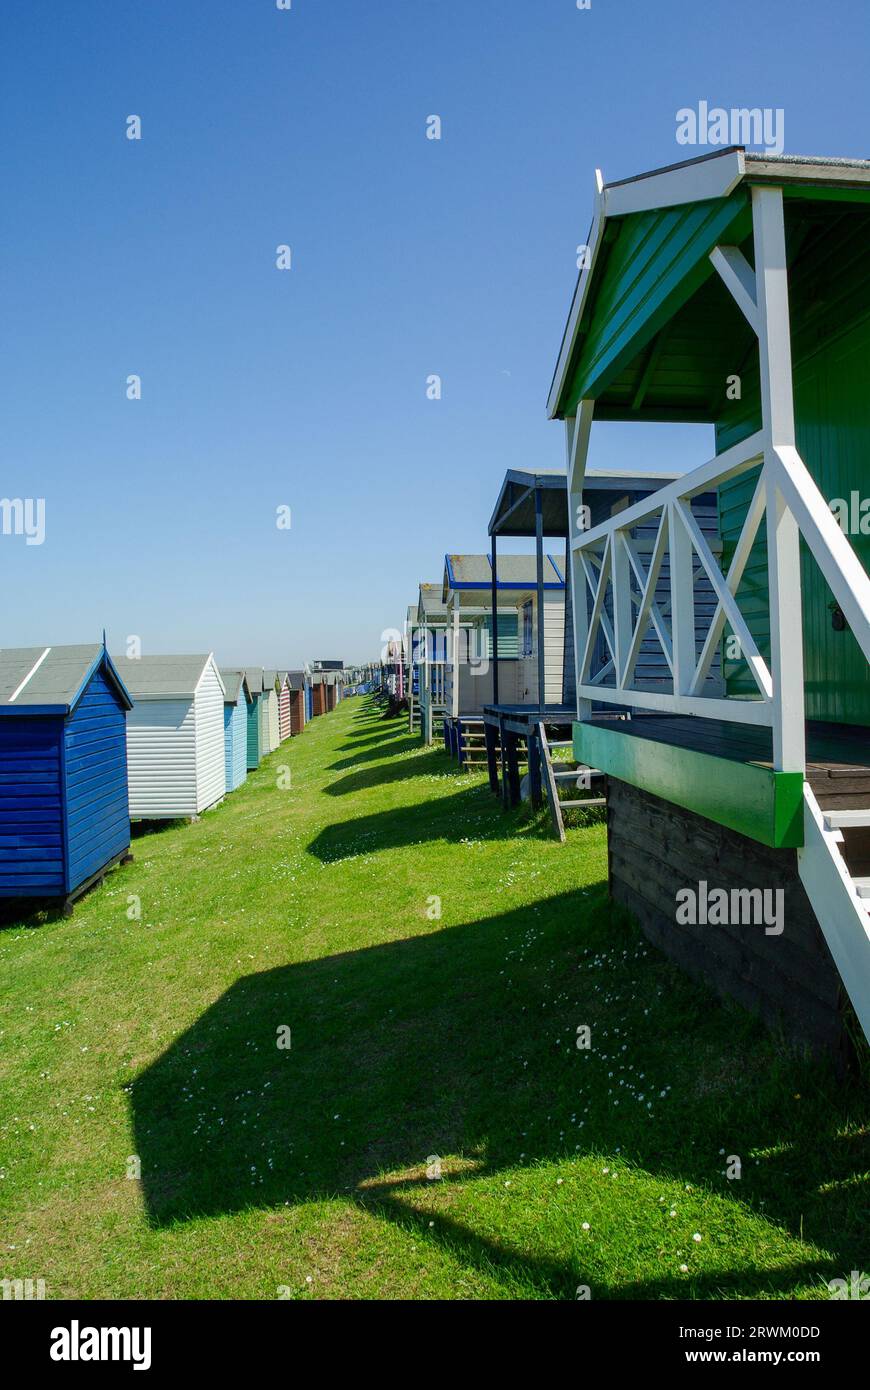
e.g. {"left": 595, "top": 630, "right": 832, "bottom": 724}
{"left": 572, "top": 428, "right": 870, "bottom": 769}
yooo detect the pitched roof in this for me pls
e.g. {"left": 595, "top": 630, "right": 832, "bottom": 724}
{"left": 244, "top": 668, "right": 265, "bottom": 694}
{"left": 418, "top": 582, "right": 447, "bottom": 621}
{"left": 219, "top": 668, "right": 250, "bottom": 705}
{"left": 549, "top": 147, "right": 870, "bottom": 421}
{"left": 0, "top": 644, "right": 132, "bottom": 714}
{"left": 286, "top": 669, "right": 307, "bottom": 691}
{"left": 443, "top": 553, "right": 565, "bottom": 596}
{"left": 112, "top": 654, "right": 218, "bottom": 699}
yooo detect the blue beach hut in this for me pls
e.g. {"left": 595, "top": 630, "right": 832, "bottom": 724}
{"left": 220, "top": 669, "right": 251, "bottom": 792}
{"left": 0, "top": 643, "right": 133, "bottom": 910}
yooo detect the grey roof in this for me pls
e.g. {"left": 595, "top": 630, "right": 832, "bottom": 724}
{"left": 0, "top": 644, "right": 132, "bottom": 712}
{"left": 263, "top": 670, "right": 279, "bottom": 688}
{"left": 244, "top": 668, "right": 265, "bottom": 694}
{"left": 286, "top": 669, "right": 306, "bottom": 691}
{"left": 444, "top": 553, "right": 565, "bottom": 594}
{"left": 220, "top": 668, "right": 250, "bottom": 705}
{"left": 113, "top": 654, "right": 215, "bottom": 699}
{"left": 418, "top": 582, "right": 447, "bottom": 621}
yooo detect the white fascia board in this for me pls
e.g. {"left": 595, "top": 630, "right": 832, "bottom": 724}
{"left": 547, "top": 151, "right": 746, "bottom": 420}
{"left": 547, "top": 174, "right": 606, "bottom": 419}
{"left": 603, "top": 148, "right": 746, "bottom": 218}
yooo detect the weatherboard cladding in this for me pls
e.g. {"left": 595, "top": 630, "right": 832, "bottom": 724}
{"left": 221, "top": 672, "right": 248, "bottom": 794}
{"left": 0, "top": 651, "right": 131, "bottom": 898}
{"left": 246, "top": 691, "right": 262, "bottom": 769}
{"left": 259, "top": 681, "right": 280, "bottom": 753}
{"left": 277, "top": 674, "right": 292, "bottom": 742}
{"left": 114, "top": 655, "right": 226, "bottom": 818}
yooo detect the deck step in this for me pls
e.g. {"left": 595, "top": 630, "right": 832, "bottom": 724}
{"left": 824, "top": 809, "right": 870, "bottom": 831}
{"left": 855, "top": 878, "right": 870, "bottom": 900}
{"left": 552, "top": 767, "right": 602, "bottom": 780}
{"left": 560, "top": 797, "right": 606, "bottom": 809}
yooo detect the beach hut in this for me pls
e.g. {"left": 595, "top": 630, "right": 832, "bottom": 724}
{"left": 276, "top": 671, "right": 292, "bottom": 742}
{"left": 415, "top": 583, "right": 449, "bottom": 743}
{"left": 304, "top": 667, "right": 314, "bottom": 722}
{"left": 261, "top": 671, "right": 281, "bottom": 752}
{"left": 244, "top": 668, "right": 264, "bottom": 769}
{"left": 550, "top": 146, "right": 870, "bottom": 1053}
{"left": 440, "top": 553, "right": 566, "bottom": 766}
{"left": 287, "top": 670, "right": 307, "bottom": 734}
{"left": 220, "top": 669, "right": 251, "bottom": 792}
{"left": 0, "top": 644, "right": 133, "bottom": 908}
{"left": 481, "top": 467, "right": 719, "bottom": 826}
{"left": 113, "top": 654, "right": 226, "bottom": 819}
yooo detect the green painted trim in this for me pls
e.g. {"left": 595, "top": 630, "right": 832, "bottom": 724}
{"left": 573, "top": 721, "right": 804, "bottom": 849}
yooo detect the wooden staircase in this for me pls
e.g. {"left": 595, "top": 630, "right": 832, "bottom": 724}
{"left": 538, "top": 726, "right": 606, "bottom": 843}
{"left": 821, "top": 809, "right": 870, "bottom": 911}
{"left": 798, "top": 785, "right": 870, "bottom": 1046}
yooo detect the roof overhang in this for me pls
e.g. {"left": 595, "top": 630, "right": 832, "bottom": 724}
{"left": 548, "top": 147, "right": 870, "bottom": 422}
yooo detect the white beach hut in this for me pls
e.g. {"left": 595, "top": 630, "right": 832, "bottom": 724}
{"left": 112, "top": 654, "right": 227, "bottom": 818}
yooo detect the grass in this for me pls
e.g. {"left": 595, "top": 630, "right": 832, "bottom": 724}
{"left": 0, "top": 696, "right": 867, "bottom": 1300}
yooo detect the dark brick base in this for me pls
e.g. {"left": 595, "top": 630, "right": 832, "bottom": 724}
{"left": 606, "top": 777, "right": 849, "bottom": 1058}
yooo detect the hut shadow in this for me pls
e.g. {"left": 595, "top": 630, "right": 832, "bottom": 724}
{"left": 328, "top": 734, "right": 424, "bottom": 772}
{"left": 307, "top": 787, "right": 547, "bottom": 859}
{"left": 131, "top": 817, "right": 191, "bottom": 839}
{"left": 324, "top": 750, "right": 452, "bottom": 797}
{"left": 130, "top": 894, "right": 867, "bottom": 1293}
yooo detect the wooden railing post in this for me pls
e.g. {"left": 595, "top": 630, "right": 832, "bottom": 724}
{"left": 753, "top": 185, "right": 805, "bottom": 774}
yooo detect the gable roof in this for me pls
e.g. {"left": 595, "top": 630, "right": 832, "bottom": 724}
{"left": 548, "top": 147, "right": 870, "bottom": 423}
{"left": 220, "top": 668, "right": 251, "bottom": 705}
{"left": 286, "top": 669, "right": 307, "bottom": 691}
{"left": 244, "top": 668, "right": 265, "bottom": 695}
{"left": 112, "top": 654, "right": 222, "bottom": 700}
{"left": 0, "top": 644, "right": 132, "bottom": 715}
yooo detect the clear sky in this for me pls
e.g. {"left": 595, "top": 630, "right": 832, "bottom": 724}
{"left": 2, "top": 0, "right": 867, "bottom": 665}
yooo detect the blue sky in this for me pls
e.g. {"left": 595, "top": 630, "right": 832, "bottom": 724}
{"left": 2, "top": 0, "right": 867, "bottom": 665}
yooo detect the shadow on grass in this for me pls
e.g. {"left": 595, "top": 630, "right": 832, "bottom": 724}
{"left": 323, "top": 750, "right": 453, "bottom": 797}
{"left": 327, "top": 732, "right": 428, "bottom": 772}
{"left": 307, "top": 785, "right": 548, "bottom": 858}
{"left": 131, "top": 890, "right": 868, "bottom": 1299}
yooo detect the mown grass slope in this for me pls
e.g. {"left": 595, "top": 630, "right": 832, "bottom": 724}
{"left": 0, "top": 698, "right": 866, "bottom": 1299}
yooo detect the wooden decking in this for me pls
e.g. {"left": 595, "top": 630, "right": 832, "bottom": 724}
{"left": 583, "top": 714, "right": 870, "bottom": 811}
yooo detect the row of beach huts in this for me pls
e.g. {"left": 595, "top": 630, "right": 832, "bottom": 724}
{"left": 373, "top": 146, "right": 870, "bottom": 1059}
{"left": 0, "top": 649, "right": 357, "bottom": 911}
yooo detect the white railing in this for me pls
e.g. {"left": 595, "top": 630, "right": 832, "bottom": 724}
{"left": 571, "top": 429, "right": 870, "bottom": 771}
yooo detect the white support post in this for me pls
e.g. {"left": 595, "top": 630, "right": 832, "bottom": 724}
{"left": 668, "top": 500, "right": 696, "bottom": 695}
{"left": 753, "top": 185, "right": 805, "bottom": 773}
{"left": 451, "top": 600, "right": 460, "bottom": 719}
{"left": 567, "top": 399, "right": 595, "bottom": 718}
{"left": 611, "top": 531, "right": 632, "bottom": 688}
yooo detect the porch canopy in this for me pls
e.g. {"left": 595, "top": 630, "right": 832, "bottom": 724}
{"left": 487, "top": 466, "right": 685, "bottom": 706}
{"left": 549, "top": 147, "right": 870, "bottom": 426}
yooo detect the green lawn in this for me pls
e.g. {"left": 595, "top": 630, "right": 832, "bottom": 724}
{"left": 0, "top": 697, "right": 867, "bottom": 1300}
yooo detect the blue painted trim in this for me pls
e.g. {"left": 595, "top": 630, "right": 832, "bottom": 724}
{"left": 548, "top": 553, "right": 565, "bottom": 583}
